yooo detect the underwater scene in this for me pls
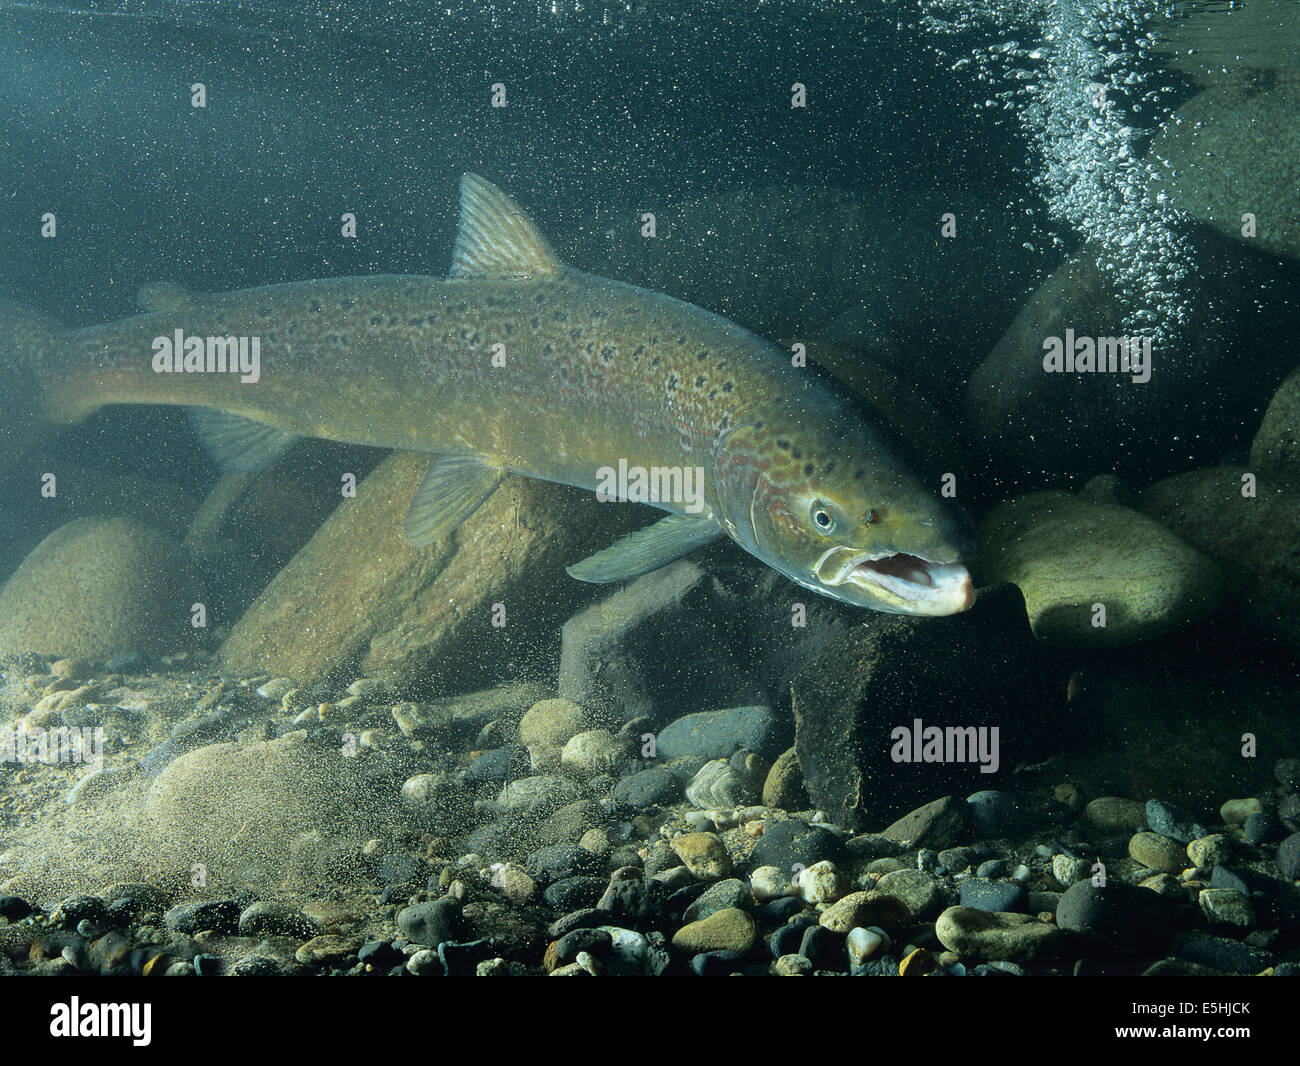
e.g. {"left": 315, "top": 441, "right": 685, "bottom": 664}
{"left": 0, "top": 0, "right": 1298, "bottom": 999}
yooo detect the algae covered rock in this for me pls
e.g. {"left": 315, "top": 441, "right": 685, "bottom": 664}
{"left": 1250, "top": 365, "right": 1300, "bottom": 482}
{"left": 142, "top": 732, "right": 400, "bottom": 894}
{"left": 220, "top": 450, "right": 640, "bottom": 690}
{"left": 0, "top": 517, "right": 198, "bottom": 664}
{"left": 979, "top": 491, "right": 1223, "bottom": 647}
{"left": 1151, "top": 82, "right": 1300, "bottom": 261}
{"left": 1141, "top": 466, "right": 1300, "bottom": 651}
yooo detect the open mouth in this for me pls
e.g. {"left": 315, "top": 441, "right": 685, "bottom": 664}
{"left": 815, "top": 547, "right": 976, "bottom": 614}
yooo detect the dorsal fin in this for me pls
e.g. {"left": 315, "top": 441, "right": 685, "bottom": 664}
{"left": 450, "top": 173, "right": 562, "bottom": 279}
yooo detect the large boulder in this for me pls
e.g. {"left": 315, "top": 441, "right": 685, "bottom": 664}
{"left": 1250, "top": 364, "right": 1300, "bottom": 484}
{"left": 1141, "top": 466, "right": 1300, "bottom": 652}
{"left": 979, "top": 490, "right": 1223, "bottom": 647}
{"left": 789, "top": 585, "right": 1066, "bottom": 830}
{"left": 0, "top": 517, "right": 199, "bottom": 664}
{"left": 220, "top": 451, "right": 640, "bottom": 691}
{"left": 1151, "top": 82, "right": 1300, "bottom": 261}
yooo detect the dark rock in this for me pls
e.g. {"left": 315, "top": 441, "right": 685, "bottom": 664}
{"left": 799, "top": 925, "right": 847, "bottom": 971}
{"left": 881, "top": 796, "right": 971, "bottom": 851}
{"left": 1277, "top": 833, "right": 1300, "bottom": 880}
{"left": 1175, "top": 935, "right": 1275, "bottom": 975}
{"left": 525, "top": 844, "right": 602, "bottom": 884}
{"left": 769, "top": 916, "right": 818, "bottom": 959}
{"left": 682, "top": 879, "right": 751, "bottom": 924}
{"left": 358, "top": 941, "right": 404, "bottom": 970}
{"left": 596, "top": 875, "right": 666, "bottom": 928}
{"left": 0, "top": 896, "right": 35, "bottom": 922}
{"left": 544, "top": 877, "right": 606, "bottom": 911}
{"left": 612, "top": 766, "right": 682, "bottom": 808}
{"left": 553, "top": 927, "right": 612, "bottom": 966}
{"left": 968, "top": 790, "right": 1032, "bottom": 838}
{"left": 1145, "top": 799, "right": 1211, "bottom": 843}
{"left": 1055, "top": 881, "right": 1180, "bottom": 952}
{"left": 1276, "top": 758, "right": 1300, "bottom": 789}
{"left": 976, "top": 860, "right": 1011, "bottom": 879}
{"left": 192, "top": 953, "right": 226, "bottom": 977}
{"left": 237, "top": 901, "right": 317, "bottom": 938}
{"left": 396, "top": 897, "right": 461, "bottom": 949}
{"left": 438, "top": 938, "right": 495, "bottom": 976}
{"left": 971, "top": 961, "right": 1026, "bottom": 976}
{"left": 558, "top": 561, "right": 764, "bottom": 723}
{"left": 1244, "top": 810, "right": 1282, "bottom": 845}
{"left": 690, "top": 950, "right": 746, "bottom": 976}
{"left": 230, "top": 955, "right": 281, "bottom": 976}
{"left": 656, "top": 705, "right": 780, "bottom": 760}
{"left": 759, "top": 896, "right": 806, "bottom": 925}
{"left": 938, "top": 847, "right": 978, "bottom": 873}
{"left": 1208, "top": 866, "right": 1251, "bottom": 897}
{"left": 959, "top": 879, "right": 1027, "bottom": 913}
{"left": 546, "top": 908, "right": 605, "bottom": 939}
{"left": 49, "top": 895, "right": 109, "bottom": 929}
{"left": 790, "top": 585, "right": 1064, "bottom": 830}
{"left": 164, "top": 899, "right": 241, "bottom": 935}
{"left": 467, "top": 745, "right": 529, "bottom": 782}
{"left": 749, "top": 819, "right": 845, "bottom": 871}
{"left": 852, "top": 955, "right": 901, "bottom": 977}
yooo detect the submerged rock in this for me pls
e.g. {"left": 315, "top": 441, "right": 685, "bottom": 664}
{"left": 1250, "top": 365, "right": 1300, "bottom": 483}
{"left": 0, "top": 517, "right": 199, "bottom": 664}
{"left": 979, "top": 490, "right": 1223, "bottom": 646}
{"left": 220, "top": 450, "right": 639, "bottom": 689}
{"left": 1141, "top": 466, "right": 1300, "bottom": 651}
{"left": 789, "top": 585, "right": 1063, "bottom": 830}
{"left": 1151, "top": 82, "right": 1300, "bottom": 261}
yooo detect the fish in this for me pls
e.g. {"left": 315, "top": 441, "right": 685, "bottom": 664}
{"left": 5, "top": 173, "right": 977, "bottom": 615}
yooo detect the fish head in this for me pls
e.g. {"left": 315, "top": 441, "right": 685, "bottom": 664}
{"left": 712, "top": 403, "right": 977, "bottom": 616}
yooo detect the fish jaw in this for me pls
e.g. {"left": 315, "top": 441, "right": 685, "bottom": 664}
{"left": 811, "top": 545, "right": 976, "bottom": 616}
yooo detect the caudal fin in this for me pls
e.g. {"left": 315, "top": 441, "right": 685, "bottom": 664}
{"left": 0, "top": 299, "right": 69, "bottom": 464}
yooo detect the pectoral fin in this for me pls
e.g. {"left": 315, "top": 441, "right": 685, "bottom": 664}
{"left": 403, "top": 454, "right": 503, "bottom": 547}
{"left": 566, "top": 513, "right": 722, "bottom": 584}
{"left": 189, "top": 408, "right": 300, "bottom": 472}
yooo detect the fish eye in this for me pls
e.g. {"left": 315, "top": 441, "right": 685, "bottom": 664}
{"left": 810, "top": 500, "right": 836, "bottom": 535}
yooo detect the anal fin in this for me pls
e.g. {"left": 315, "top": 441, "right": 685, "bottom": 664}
{"left": 404, "top": 454, "right": 503, "bottom": 547}
{"left": 189, "top": 408, "right": 299, "bottom": 473}
{"left": 566, "top": 512, "right": 721, "bottom": 584}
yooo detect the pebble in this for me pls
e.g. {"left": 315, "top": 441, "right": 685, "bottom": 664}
{"left": 967, "top": 790, "right": 1030, "bottom": 837}
{"left": 1145, "top": 799, "right": 1210, "bottom": 843}
{"left": 1052, "top": 854, "right": 1092, "bottom": 886}
{"left": 1128, "top": 831, "right": 1187, "bottom": 874}
{"left": 0, "top": 896, "right": 34, "bottom": 922}
{"left": 671, "top": 907, "right": 756, "bottom": 955}
{"left": 519, "top": 698, "right": 588, "bottom": 769}
{"left": 1176, "top": 936, "right": 1274, "bottom": 975}
{"left": 295, "top": 935, "right": 361, "bottom": 966}
{"left": 1245, "top": 810, "right": 1283, "bottom": 845}
{"left": 561, "top": 730, "right": 631, "bottom": 777}
{"left": 358, "top": 941, "right": 404, "bottom": 970}
{"left": 670, "top": 832, "right": 733, "bottom": 881}
{"left": 846, "top": 926, "right": 889, "bottom": 964}
{"left": 873, "top": 869, "right": 943, "bottom": 919}
{"left": 749, "top": 819, "right": 844, "bottom": 870}
{"left": 49, "top": 895, "right": 108, "bottom": 929}
{"left": 750, "top": 865, "right": 796, "bottom": 902}
{"left": 1275, "top": 833, "right": 1300, "bottom": 880}
{"left": 818, "top": 891, "right": 906, "bottom": 934}
{"left": 64, "top": 766, "right": 131, "bottom": 807}
{"left": 1084, "top": 796, "right": 1147, "bottom": 833}
{"left": 406, "top": 948, "right": 440, "bottom": 975}
{"left": 1219, "top": 798, "right": 1262, "bottom": 826}
{"left": 682, "top": 879, "right": 751, "bottom": 924}
{"left": 396, "top": 897, "right": 461, "bottom": 949}
{"left": 164, "top": 899, "right": 241, "bottom": 935}
{"left": 526, "top": 844, "right": 602, "bottom": 884}
{"left": 1055, "top": 881, "right": 1178, "bottom": 951}
{"left": 237, "top": 901, "right": 317, "bottom": 938}
{"left": 798, "top": 924, "right": 845, "bottom": 970}
{"left": 796, "top": 860, "right": 847, "bottom": 904}
{"left": 959, "top": 878, "right": 1027, "bottom": 914}
{"left": 612, "top": 766, "right": 682, "bottom": 807}
{"left": 467, "top": 745, "right": 529, "bottom": 782}
{"left": 1198, "top": 888, "right": 1255, "bottom": 929}
{"left": 495, "top": 775, "right": 586, "bottom": 814}
{"left": 773, "top": 953, "right": 812, "bottom": 976}
{"left": 881, "top": 796, "right": 970, "bottom": 850}
{"left": 489, "top": 863, "right": 539, "bottom": 906}
{"left": 934, "top": 905, "right": 1061, "bottom": 962}
{"left": 685, "top": 758, "right": 758, "bottom": 808}
{"left": 1186, "top": 834, "right": 1231, "bottom": 868}
{"left": 655, "top": 705, "right": 778, "bottom": 760}
{"left": 937, "top": 846, "right": 978, "bottom": 873}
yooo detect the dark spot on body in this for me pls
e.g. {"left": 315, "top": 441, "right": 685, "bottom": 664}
{"left": 370, "top": 314, "right": 384, "bottom": 327}
{"left": 530, "top": 316, "right": 540, "bottom": 328}
{"left": 697, "top": 351, "right": 709, "bottom": 361}
{"left": 694, "top": 375, "right": 706, "bottom": 387}
{"left": 722, "top": 381, "right": 734, "bottom": 392}
{"left": 792, "top": 448, "right": 802, "bottom": 459}
{"left": 570, "top": 329, "right": 584, "bottom": 341}
{"left": 553, "top": 311, "right": 569, "bottom": 322}
{"left": 341, "top": 299, "right": 355, "bottom": 310}
{"left": 309, "top": 300, "right": 322, "bottom": 313}
{"left": 601, "top": 346, "right": 615, "bottom": 364}
{"left": 667, "top": 374, "right": 679, "bottom": 392}
{"left": 803, "top": 464, "right": 814, "bottom": 476}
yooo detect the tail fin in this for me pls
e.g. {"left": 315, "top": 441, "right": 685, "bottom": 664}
{"left": 0, "top": 299, "right": 68, "bottom": 464}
